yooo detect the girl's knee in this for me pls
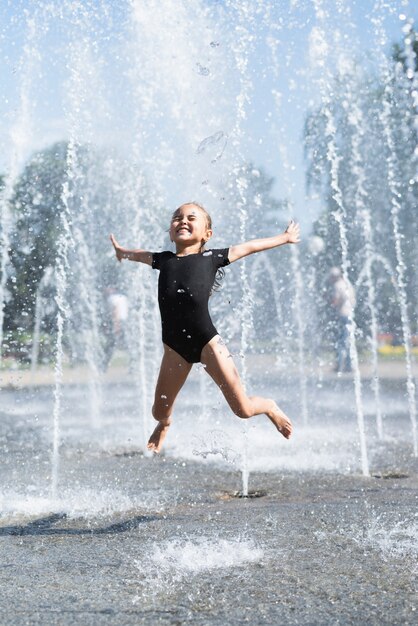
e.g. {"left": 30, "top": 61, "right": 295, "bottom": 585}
{"left": 152, "top": 403, "right": 171, "bottom": 422}
{"left": 232, "top": 400, "right": 253, "bottom": 420}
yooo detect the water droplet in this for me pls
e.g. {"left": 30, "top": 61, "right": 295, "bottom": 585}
{"left": 196, "top": 62, "right": 210, "bottom": 76}
{"left": 196, "top": 131, "right": 228, "bottom": 162}
{"left": 187, "top": 335, "right": 191, "bottom": 339}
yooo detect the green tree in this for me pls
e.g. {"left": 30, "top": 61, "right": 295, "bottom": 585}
{"left": 4, "top": 139, "right": 162, "bottom": 367}
{"left": 5, "top": 142, "right": 150, "bottom": 334}
{"left": 6, "top": 142, "right": 69, "bottom": 333}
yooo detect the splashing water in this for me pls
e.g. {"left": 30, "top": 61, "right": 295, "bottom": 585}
{"left": 196, "top": 131, "right": 228, "bottom": 162}
{"left": 151, "top": 536, "right": 262, "bottom": 572}
{"left": 192, "top": 430, "right": 241, "bottom": 467}
{"left": 129, "top": 536, "right": 263, "bottom": 600}
{"left": 371, "top": 2, "right": 417, "bottom": 456}
{"left": 311, "top": 0, "right": 369, "bottom": 476}
{"left": 0, "top": 487, "right": 166, "bottom": 522}
{"left": 362, "top": 515, "right": 418, "bottom": 566}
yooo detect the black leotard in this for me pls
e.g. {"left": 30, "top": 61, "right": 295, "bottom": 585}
{"left": 152, "top": 248, "right": 230, "bottom": 363}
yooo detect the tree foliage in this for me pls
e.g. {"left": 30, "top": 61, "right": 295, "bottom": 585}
{"left": 4, "top": 141, "right": 153, "bottom": 344}
{"left": 6, "top": 142, "right": 68, "bottom": 332}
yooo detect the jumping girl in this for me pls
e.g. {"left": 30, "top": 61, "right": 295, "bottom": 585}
{"left": 110, "top": 202, "right": 300, "bottom": 453}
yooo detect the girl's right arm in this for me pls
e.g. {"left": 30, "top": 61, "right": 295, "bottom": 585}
{"left": 110, "top": 234, "right": 153, "bottom": 266}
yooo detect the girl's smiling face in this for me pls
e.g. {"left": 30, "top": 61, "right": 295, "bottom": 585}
{"left": 170, "top": 204, "right": 212, "bottom": 249}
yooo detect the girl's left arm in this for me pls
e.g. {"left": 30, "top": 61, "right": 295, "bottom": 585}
{"left": 228, "top": 220, "right": 300, "bottom": 263}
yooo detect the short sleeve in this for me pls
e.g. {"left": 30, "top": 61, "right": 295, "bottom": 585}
{"left": 212, "top": 248, "right": 230, "bottom": 270}
{"left": 152, "top": 251, "right": 173, "bottom": 270}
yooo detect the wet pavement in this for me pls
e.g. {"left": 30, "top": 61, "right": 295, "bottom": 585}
{"left": 0, "top": 368, "right": 417, "bottom": 625}
{"left": 1, "top": 456, "right": 417, "bottom": 624}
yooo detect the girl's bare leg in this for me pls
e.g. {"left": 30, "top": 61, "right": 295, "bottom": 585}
{"left": 200, "top": 336, "right": 293, "bottom": 438}
{"left": 147, "top": 344, "right": 192, "bottom": 453}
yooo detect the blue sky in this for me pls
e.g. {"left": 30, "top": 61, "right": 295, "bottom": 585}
{"left": 1, "top": 0, "right": 417, "bottom": 230}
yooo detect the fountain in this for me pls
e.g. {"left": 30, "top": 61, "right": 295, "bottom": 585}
{"left": 0, "top": 2, "right": 417, "bottom": 622}
{"left": 372, "top": 6, "right": 418, "bottom": 456}
{"left": 51, "top": 141, "right": 76, "bottom": 498}
{"left": 1, "top": 0, "right": 417, "bottom": 460}
{"left": 309, "top": 0, "right": 369, "bottom": 476}
{"left": 0, "top": 0, "right": 415, "bottom": 489}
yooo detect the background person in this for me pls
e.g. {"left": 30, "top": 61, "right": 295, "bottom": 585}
{"left": 328, "top": 267, "right": 356, "bottom": 373}
{"left": 102, "top": 287, "right": 129, "bottom": 369}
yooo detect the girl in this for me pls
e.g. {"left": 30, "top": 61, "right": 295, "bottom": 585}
{"left": 110, "top": 202, "right": 300, "bottom": 453}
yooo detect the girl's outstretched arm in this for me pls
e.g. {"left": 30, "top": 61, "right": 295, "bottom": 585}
{"left": 228, "top": 220, "right": 300, "bottom": 263}
{"left": 110, "top": 234, "right": 153, "bottom": 265}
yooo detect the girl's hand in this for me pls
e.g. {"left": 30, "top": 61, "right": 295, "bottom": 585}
{"left": 110, "top": 233, "right": 124, "bottom": 262}
{"left": 285, "top": 220, "right": 300, "bottom": 244}
{"left": 109, "top": 236, "right": 152, "bottom": 265}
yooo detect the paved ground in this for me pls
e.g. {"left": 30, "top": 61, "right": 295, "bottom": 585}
{"left": 0, "top": 357, "right": 417, "bottom": 625}
{"left": 0, "top": 457, "right": 417, "bottom": 626}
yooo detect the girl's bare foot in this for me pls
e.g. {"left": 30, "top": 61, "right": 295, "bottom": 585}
{"left": 266, "top": 401, "right": 293, "bottom": 439}
{"left": 147, "top": 420, "right": 171, "bottom": 453}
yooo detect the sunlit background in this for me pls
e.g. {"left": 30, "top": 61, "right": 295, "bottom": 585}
{"left": 0, "top": 0, "right": 417, "bottom": 491}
